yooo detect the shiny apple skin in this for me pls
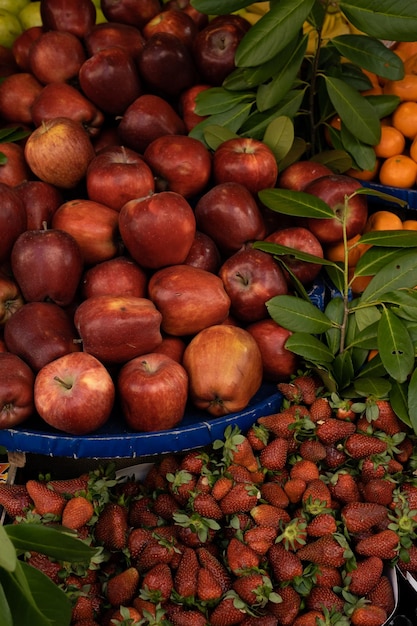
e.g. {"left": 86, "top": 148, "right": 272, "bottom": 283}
{"left": 40, "top": 0, "right": 96, "bottom": 38}
{"left": 278, "top": 161, "right": 333, "bottom": 191}
{"left": 15, "top": 180, "right": 63, "bottom": 231}
{"left": 81, "top": 256, "right": 148, "bottom": 299}
{"left": 0, "top": 275, "right": 24, "bottom": 326}
{"left": 29, "top": 30, "right": 86, "bottom": 84}
{"left": 0, "top": 72, "right": 43, "bottom": 125}
{"left": 0, "top": 183, "right": 27, "bottom": 265}
{"left": 184, "top": 230, "right": 221, "bottom": 274}
{"left": 246, "top": 319, "right": 298, "bottom": 382}
{"left": 0, "top": 352, "right": 35, "bottom": 429}
{"left": 100, "top": 0, "right": 161, "bottom": 30}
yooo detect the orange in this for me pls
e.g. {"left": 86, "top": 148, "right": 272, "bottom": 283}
{"left": 403, "top": 219, "right": 417, "bottom": 230}
{"left": 383, "top": 74, "right": 417, "bottom": 102}
{"left": 392, "top": 101, "right": 417, "bottom": 139}
{"left": 346, "top": 159, "right": 380, "bottom": 182}
{"left": 404, "top": 52, "right": 417, "bottom": 75}
{"left": 374, "top": 125, "right": 406, "bottom": 158}
{"left": 394, "top": 41, "right": 417, "bottom": 61}
{"left": 349, "top": 269, "right": 373, "bottom": 295}
{"left": 367, "top": 349, "right": 379, "bottom": 361}
{"left": 325, "top": 233, "right": 364, "bottom": 267}
{"left": 409, "top": 134, "right": 417, "bottom": 162}
{"left": 379, "top": 154, "right": 417, "bottom": 188}
{"left": 363, "top": 209, "right": 403, "bottom": 233}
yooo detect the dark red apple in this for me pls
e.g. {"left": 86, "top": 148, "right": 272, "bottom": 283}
{"left": 52, "top": 199, "right": 120, "bottom": 265}
{"left": 136, "top": 32, "right": 197, "bottom": 97}
{"left": 0, "top": 72, "right": 43, "bottom": 125}
{"left": 184, "top": 230, "right": 221, "bottom": 274}
{"left": 304, "top": 174, "right": 369, "bottom": 244}
{"left": 264, "top": 226, "right": 324, "bottom": 286}
{"left": 179, "top": 83, "right": 210, "bottom": 132}
{"left": 246, "top": 319, "right": 298, "bottom": 382}
{"left": 30, "top": 82, "right": 105, "bottom": 137}
{"left": 12, "top": 26, "right": 43, "bottom": 72}
{"left": 142, "top": 9, "right": 197, "bottom": 48}
{"left": 40, "top": 0, "right": 96, "bottom": 38}
{"left": 34, "top": 351, "right": 115, "bottom": 435}
{"left": 0, "top": 275, "right": 24, "bottom": 326}
{"left": 219, "top": 246, "right": 288, "bottom": 323}
{"left": 118, "top": 94, "right": 186, "bottom": 153}
{"left": 148, "top": 264, "right": 231, "bottom": 336}
{"left": 11, "top": 227, "right": 84, "bottom": 306}
{"left": 143, "top": 135, "right": 212, "bottom": 198}
{"left": 118, "top": 352, "right": 189, "bottom": 432}
{"left": 0, "top": 183, "right": 27, "bottom": 265}
{"left": 194, "top": 181, "right": 266, "bottom": 256}
{"left": 164, "top": 0, "right": 209, "bottom": 30}
{"left": 29, "top": 30, "right": 86, "bottom": 84}
{"left": 79, "top": 46, "right": 143, "bottom": 115}
{"left": 84, "top": 21, "right": 146, "bottom": 59}
{"left": 81, "top": 256, "right": 148, "bottom": 299}
{"left": 119, "top": 191, "right": 196, "bottom": 269}
{"left": 74, "top": 295, "right": 163, "bottom": 364}
{"left": 4, "top": 301, "right": 81, "bottom": 372}
{"left": 0, "top": 45, "right": 19, "bottom": 77}
{"left": 100, "top": 0, "right": 161, "bottom": 30}
{"left": 213, "top": 137, "right": 278, "bottom": 195}
{"left": 15, "top": 180, "right": 63, "bottom": 230}
{"left": 0, "top": 352, "right": 35, "bottom": 429}
{"left": 153, "top": 333, "right": 186, "bottom": 363}
{"left": 24, "top": 117, "right": 95, "bottom": 189}
{"left": 0, "top": 142, "right": 31, "bottom": 187}
{"left": 278, "top": 160, "right": 333, "bottom": 191}
{"left": 86, "top": 145, "right": 155, "bottom": 211}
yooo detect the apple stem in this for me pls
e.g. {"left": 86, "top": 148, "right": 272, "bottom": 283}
{"left": 54, "top": 375, "right": 73, "bottom": 390}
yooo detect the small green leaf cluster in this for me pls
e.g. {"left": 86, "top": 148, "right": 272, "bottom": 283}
{"left": 190, "top": 0, "right": 417, "bottom": 168}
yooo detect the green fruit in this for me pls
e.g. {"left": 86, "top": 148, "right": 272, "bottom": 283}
{"left": 0, "top": 0, "right": 29, "bottom": 16}
{"left": 18, "top": 1, "right": 41, "bottom": 30}
{"left": 0, "top": 9, "right": 22, "bottom": 48}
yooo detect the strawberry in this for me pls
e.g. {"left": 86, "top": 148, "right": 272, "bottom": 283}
{"left": 136, "top": 534, "right": 178, "bottom": 572}
{"left": 0, "top": 483, "right": 32, "bottom": 518}
{"left": 240, "top": 616, "right": 280, "bottom": 626}
{"left": 305, "top": 512, "right": 337, "bottom": 537}
{"left": 276, "top": 515, "right": 308, "bottom": 551}
{"left": 197, "top": 566, "right": 223, "bottom": 602}
{"left": 94, "top": 502, "right": 128, "bottom": 550}
{"left": 268, "top": 542, "right": 303, "bottom": 582}
{"left": 259, "top": 437, "right": 288, "bottom": 471}
{"left": 330, "top": 395, "right": 356, "bottom": 421}
{"left": 296, "top": 534, "right": 348, "bottom": 567}
{"left": 243, "top": 525, "right": 277, "bottom": 556}
{"left": 110, "top": 606, "right": 141, "bottom": 624}
{"left": 366, "top": 575, "right": 396, "bottom": 615}
{"left": 246, "top": 423, "right": 269, "bottom": 451}
{"left": 395, "top": 435, "right": 414, "bottom": 463}
{"left": 71, "top": 595, "right": 100, "bottom": 623}
{"left": 106, "top": 566, "right": 140, "bottom": 607}
{"left": 62, "top": 495, "right": 94, "bottom": 530}
{"left": 315, "top": 417, "right": 356, "bottom": 445}
{"left": 25, "top": 479, "right": 66, "bottom": 517}
{"left": 266, "top": 584, "right": 301, "bottom": 625}
{"left": 209, "top": 593, "right": 247, "bottom": 626}
{"left": 309, "top": 397, "right": 332, "bottom": 422}
{"left": 48, "top": 474, "right": 89, "bottom": 496}
{"left": 298, "top": 439, "right": 327, "bottom": 462}
{"left": 192, "top": 492, "right": 224, "bottom": 520}
{"left": 359, "top": 457, "right": 386, "bottom": 483}
{"left": 306, "top": 586, "right": 344, "bottom": 612}
{"left": 249, "top": 503, "right": 290, "bottom": 528}
{"left": 168, "top": 469, "right": 197, "bottom": 505}
{"left": 292, "top": 611, "right": 325, "bottom": 626}
{"left": 257, "top": 406, "right": 310, "bottom": 438}
{"left": 128, "top": 495, "right": 157, "bottom": 528}
{"left": 152, "top": 491, "right": 181, "bottom": 521}
{"left": 328, "top": 471, "right": 361, "bottom": 504}
{"left": 229, "top": 433, "right": 259, "bottom": 473}
{"left": 260, "top": 481, "right": 289, "bottom": 508}
{"left": 174, "top": 546, "right": 199, "bottom": 598}
{"left": 197, "top": 546, "right": 232, "bottom": 593}
{"left": 211, "top": 475, "right": 234, "bottom": 501}
{"left": 226, "top": 536, "right": 261, "bottom": 574}
{"left": 365, "top": 399, "right": 403, "bottom": 435}
{"left": 354, "top": 529, "right": 400, "bottom": 559}
{"left": 127, "top": 527, "right": 153, "bottom": 560}
{"left": 361, "top": 477, "right": 395, "bottom": 506}
{"left": 225, "top": 464, "right": 255, "bottom": 484}
{"left": 341, "top": 502, "right": 388, "bottom": 533}
{"left": 323, "top": 444, "right": 348, "bottom": 469}
{"left": 290, "top": 458, "right": 320, "bottom": 483}
{"left": 278, "top": 375, "right": 319, "bottom": 405}
{"left": 219, "top": 481, "right": 260, "bottom": 515}
{"left": 301, "top": 478, "right": 332, "bottom": 513}
{"left": 350, "top": 604, "right": 387, "bottom": 626}
{"left": 314, "top": 565, "right": 342, "bottom": 588}
{"left": 232, "top": 572, "right": 273, "bottom": 607}
{"left": 26, "top": 552, "right": 62, "bottom": 584}
{"left": 344, "top": 433, "right": 388, "bottom": 458}
{"left": 180, "top": 450, "right": 209, "bottom": 474}
{"left": 283, "top": 477, "right": 306, "bottom": 504}
{"left": 141, "top": 562, "right": 173, "bottom": 602}
{"left": 347, "top": 556, "right": 384, "bottom": 595}
{"left": 169, "top": 607, "right": 209, "bottom": 626}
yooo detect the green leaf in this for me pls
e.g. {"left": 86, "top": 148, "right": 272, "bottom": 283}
{"left": 377, "top": 309, "right": 414, "bottom": 383}
{"left": 331, "top": 35, "right": 404, "bottom": 81}
{"left": 353, "top": 304, "right": 381, "bottom": 332}
{"left": 0, "top": 526, "right": 17, "bottom": 573}
{"left": 5, "top": 525, "right": 98, "bottom": 563}
{"left": 360, "top": 249, "right": 417, "bottom": 301}
{"left": 285, "top": 332, "right": 335, "bottom": 363}
{"left": 266, "top": 295, "right": 335, "bottom": 333}
{"left": 254, "top": 240, "right": 336, "bottom": 267}
{"left": 378, "top": 289, "right": 417, "bottom": 321}
{"left": 189, "top": 101, "right": 254, "bottom": 142}
{"left": 364, "top": 94, "right": 401, "bottom": 119}
{"left": 355, "top": 351, "right": 387, "bottom": 379}
{"left": 353, "top": 376, "right": 392, "bottom": 398}
{"left": 311, "top": 149, "right": 353, "bottom": 173}
{"left": 325, "top": 297, "right": 345, "bottom": 355}
{"left": 203, "top": 125, "right": 239, "bottom": 151}
{"left": 0, "top": 581, "right": 13, "bottom": 626}
{"left": 359, "top": 230, "right": 417, "bottom": 247}
{"left": 354, "top": 247, "right": 403, "bottom": 276}
{"left": 390, "top": 380, "right": 412, "bottom": 429}
{"left": 346, "top": 320, "right": 379, "bottom": 349}
{"left": 333, "top": 350, "right": 355, "bottom": 389}
{"left": 278, "top": 137, "right": 308, "bottom": 170}
{"left": 257, "top": 188, "right": 335, "bottom": 219}
{"left": 263, "top": 116, "right": 294, "bottom": 163}
{"left": 340, "top": 0, "right": 417, "bottom": 42}
{"left": 340, "top": 124, "right": 377, "bottom": 171}
{"left": 190, "top": 0, "right": 252, "bottom": 14}
{"left": 240, "top": 89, "right": 306, "bottom": 138}
{"left": 194, "top": 87, "right": 254, "bottom": 116}
{"left": 324, "top": 75, "right": 381, "bottom": 146}
{"left": 408, "top": 369, "right": 417, "bottom": 435}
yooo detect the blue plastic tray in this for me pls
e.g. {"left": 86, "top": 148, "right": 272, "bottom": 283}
{"left": 0, "top": 384, "right": 282, "bottom": 459}
{"left": 361, "top": 181, "right": 417, "bottom": 209}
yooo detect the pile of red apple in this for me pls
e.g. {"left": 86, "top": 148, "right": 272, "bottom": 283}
{"left": 0, "top": 0, "right": 368, "bottom": 438}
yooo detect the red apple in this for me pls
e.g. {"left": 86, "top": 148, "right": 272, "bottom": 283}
{"left": 182, "top": 324, "right": 263, "bottom": 416}
{"left": 118, "top": 94, "right": 186, "bottom": 153}
{"left": 164, "top": 0, "right": 209, "bottom": 30}
{"left": 136, "top": 32, "right": 197, "bottom": 97}
{"left": 184, "top": 230, "right": 221, "bottom": 274}
{"left": 81, "top": 256, "right": 148, "bottom": 299}
{"left": 4, "top": 301, "right": 81, "bottom": 372}
{"left": 143, "top": 135, "right": 212, "bottom": 198}
{"left": 30, "top": 82, "right": 105, "bottom": 137}
{"left": 194, "top": 181, "right": 266, "bottom": 256}
{"left": 11, "top": 227, "right": 84, "bottom": 306}
{"left": 213, "top": 137, "right": 278, "bottom": 195}
{"left": 0, "top": 72, "right": 43, "bottom": 125}
{"left": 0, "top": 352, "right": 35, "bottom": 429}
{"left": 100, "top": 0, "right": 161, "bottom": 30}
{"left": 74, "top": 295, "right": 163, "bottom": 364}
{"left": 12, "top": 26, "right": 43, "bottom": 72}
{"left": 34, "top": 352, "right": 115, "bottom": 435}
{"left": 86, "top": 145, "right": 155, "bottom": 212}
{"left": 153, "top": 333, "right": 186, "bottom": 363}
{"left": 40, "top": 0, "right": 96, "bottom": 38}
{"left": 148, "top": 264, "right": 231, "bottom": 336}
{"left": 219, "top": 246, "right": 288, "bottom": 323}
{"left": 24, "top": 117, "right": 95, "bottom": 189}
{"left": 119, "top": 191, "right": 196, "bottom": 269}
{"left": 29, "top": 30, "right": 86, "bottom": 84}
{"left": 0, "top": 183, "right": 27, "bottom": 265}
{"left": 246, "top": 319, "right": 298, "bottom": 382}
{"left": 278, "top": 160, "right": 333, "bottom": 191}
{"left": 84, "top": 21, "right": 146, "bottom": 59}
{"left": 79, "top": 46, "right": 143, "bottom": 115}
{"left": 52, "top": 199, "right": 120, "bottom": 265}
{"left": 142, "top": 9, "right": 197, "bottom": 48}
{"left": 0, "top": 275, "right": 24, "bottom": 326}
{"left": 264, "top": 226, "right": 324, "bottom": 286}
{"left": 304, "top": 174, "right": 369, "bottom": 244}
{"left": 92, "top": 124, "right": 120, "bottom": 153}
{"left": 117, "top": 352, "right": 189, "bottom": 432}
{"left": 15, "top": 180, "right": 63, "bottom": 230}
{"left": 0, "top": 142, "right": 31, "bottom": 187}
{"left": 179, "top": 83, "right": 210, "bottom": 132}
{"left": 0, "top": 45, "right": 19, "bottom": 77}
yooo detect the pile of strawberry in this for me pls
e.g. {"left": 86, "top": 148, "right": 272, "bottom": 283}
{"left": 2, "top": 373, "right": 417, "bottom": 626}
